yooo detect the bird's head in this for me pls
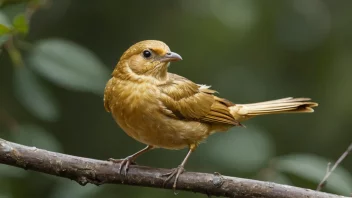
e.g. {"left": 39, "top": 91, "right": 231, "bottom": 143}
{"left": 116, "top": 40, "right": 182, "bottom": 81}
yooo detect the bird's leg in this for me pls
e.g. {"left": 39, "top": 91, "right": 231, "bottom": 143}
{"left": 162, "top": 144, "right": 196, "bottom": 191}
{"left": 108, "top": 145, "right": 153, "bottom": 175}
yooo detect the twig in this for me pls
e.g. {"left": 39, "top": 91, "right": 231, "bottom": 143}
{"left": 317, "top": 142, "right": 352, "bottom": 191}
{"left": 0, "top": 138, "right": 347, "bottom": 198}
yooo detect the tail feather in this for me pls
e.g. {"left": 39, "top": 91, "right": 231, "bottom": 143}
{"left": 229, "top": 97, "right": 318, "bottom": 122}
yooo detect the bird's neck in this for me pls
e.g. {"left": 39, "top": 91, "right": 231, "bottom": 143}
{"left": 113, "top": 61, "right": 169, "bottom": 83}
{"left": 153, "top": 66, "right": 168, "bottom": 82}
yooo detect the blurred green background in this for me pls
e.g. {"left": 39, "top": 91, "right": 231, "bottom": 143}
{"left": 0, "top": 0, "right": 351, "bottom": 197}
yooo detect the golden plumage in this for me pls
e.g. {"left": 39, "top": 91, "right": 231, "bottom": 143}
{"left": 103, "top": 40, "right": 318, "bottom": 190}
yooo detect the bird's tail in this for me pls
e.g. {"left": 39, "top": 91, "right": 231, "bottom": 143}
{"left": 229, "top": 97, "right": 318, "bottom": 122}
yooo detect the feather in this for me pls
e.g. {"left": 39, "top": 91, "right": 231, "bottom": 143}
{"left": 159, "top": 73, "right": 240, "bottom": 126}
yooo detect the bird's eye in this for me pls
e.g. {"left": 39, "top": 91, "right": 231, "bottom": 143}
{"left": 142, "top": 50, "right": 152, "bottom": 58}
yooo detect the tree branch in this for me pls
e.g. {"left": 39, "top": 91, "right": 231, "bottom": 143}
{"left": 0, "top": 138, "right": 347, "bottom": 198}
{"left": 317, "top": 142, "right": 352, "bottom": 191}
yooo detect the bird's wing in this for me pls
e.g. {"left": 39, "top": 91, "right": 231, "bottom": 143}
{"left": 158, "top": 73, "right": 240, "bottom": 126}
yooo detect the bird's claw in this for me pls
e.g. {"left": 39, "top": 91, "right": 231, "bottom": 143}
{"left": 108, "top": 157, "right": 136, "bottom": 176}
{"left": 162, "top": 165, "right": 185, "bottom": 193}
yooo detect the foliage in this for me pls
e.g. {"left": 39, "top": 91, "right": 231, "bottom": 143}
{"left": 28, "top": 39, "right": 109, "bottom": 95}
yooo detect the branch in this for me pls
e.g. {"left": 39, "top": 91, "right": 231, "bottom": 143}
{"left": 0, "top": 138, "right": 347, "bottom": 198}
{"left": 317, "top": 142, "right": 352, "bottom": 191}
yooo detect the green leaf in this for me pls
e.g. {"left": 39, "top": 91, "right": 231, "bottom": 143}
{"left": 11, "top": 124, "right": 62, "bottom": 152}
{"left": 6, "top": 42, "right": 23, "bottom": 66}
{"left": 0, "top": 24, "right": 11, "bottom": 35}
{"left": 12, "top": 13, "right": 28, "bottom": 34}
{"left": 210, "top": 0, "right": 257, "bottom": 31}
{"left": 0, "top": 34, "right": 9, "bottom": 47}
{"left": 0, "top": 2, "right": 27, "bottom": 21}
{"left": 0, "top": 11, "right": 11, "bottom": 46}
{"left": 50, "top": 181, "right": 100, "bottom": 198}
{"left": 257, "top": 168, "right": 293, "bottom": 185}
{"left": 0, "top": 164, "right": 27, "bottom": 178}
{"left": 14, "top": 67, "right": 60, "bottom": 121}
{"left": 0, "top": 177, "right": 13, "bottom": 198}
{"left": 270, "top": 172, "right": 293, "bottom": 186}
{"left": 28, "top": 39, "right": 110, "bottom": 95}
{"left": 275, "top": 154, "right": 352, "bottom": 195}
{"left": 0, "top": 11, "right": 11, "bottom": 26}
{"left": 0, "top": 191, "right": 12, "bottom": 198}
{"left": 203, "top": 126, "right": 274, "bottom": 172}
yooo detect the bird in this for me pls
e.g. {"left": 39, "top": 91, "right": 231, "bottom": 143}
{"left": 103, "top": 40, "right": 318, "bottom": 190}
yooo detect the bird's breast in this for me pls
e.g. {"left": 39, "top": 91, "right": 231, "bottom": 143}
{"left": 108, "top": 79, "right": 210, "bottom": 149}
{"left": 111, "top": 80, "right": 160, "bottom": 126}
{"left": 109, "top": 80, "right": 170, "bottom": 145}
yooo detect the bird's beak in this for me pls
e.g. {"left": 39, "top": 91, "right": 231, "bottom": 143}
{"left": 160, "top": 52, "right": 182, "bottom": 62}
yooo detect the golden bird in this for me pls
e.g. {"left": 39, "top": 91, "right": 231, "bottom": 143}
{"left": 104, "top": 40, "right": 318, "bottom": 190}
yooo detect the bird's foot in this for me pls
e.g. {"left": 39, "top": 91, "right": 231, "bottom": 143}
{"left": 108, "top": 157, "right": 136, "bottom": 176}
{"left": 162, "top": 165, "right": 185, "bottom": 193}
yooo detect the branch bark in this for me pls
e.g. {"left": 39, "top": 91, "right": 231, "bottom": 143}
{"left": 0, "top": 138, "right": 347, "bottom": 198}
